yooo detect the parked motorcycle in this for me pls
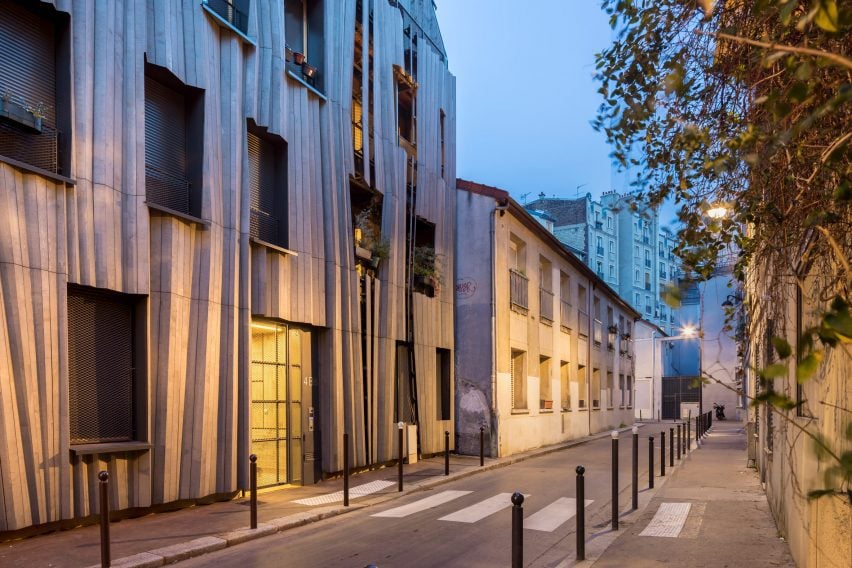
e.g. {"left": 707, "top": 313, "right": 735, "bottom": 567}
{"left": 714, "top": 403, "right": 726, "bottom": 420}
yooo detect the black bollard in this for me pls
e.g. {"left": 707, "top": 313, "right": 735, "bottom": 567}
{"left": 669, "top": 427, "right": 675, "bottom": 468}
{"left": 511, "top": 492, "right": 524, "bottom": 568}
{"left": 480, "top": 426, "right": 485, "bottom": 467}
{"left": 632, "top": 426, "right": 638, "bottom": 510}
{"left": 648, "top": 436, "right": 654, "bottom": 489}
{"left": 249, "top": 454, "right": 257, "bottom": 529}
{"left": 661, "top": 431, "right": 666, "bottom": 476}
{"left": 687, "top": 419, "right": 691, "bottom": 454}
{"left": 398, "top": 422, "right": 404, "bottom": 492}
{"left": 576, "top": 466, "right": 586, "bottom": 561}
{"left": 709, "top": 410, "right": 712, "bottom": 430}
{"left": 445, "top": 431, "right": 450, "bottom": 476}
{"left": 677, "top": 424, "right": 682, "bottom": 460}
{"left": 98, "top": 471, "right": 110, "bottom": 568}
{"left": 343, "top": 433, "right": 350, "bottom": 507}
{"left": 611, "top": 431, "right": 619, "bottom": 531}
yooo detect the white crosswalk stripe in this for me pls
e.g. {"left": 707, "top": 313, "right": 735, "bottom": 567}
{"left": 293, "top": 480, "right": 396, "bottom": 506}
{"left": 524, "top": 497, "right": 594, "bottom": 532}
{"left": 439, "top": 492, "right": 527, "bottom": 524}
{"left": 372, "top": 490, "right": 473, "bottom": 518}
{"left": 639, "top": 502, "right": 692, "bottom": 537}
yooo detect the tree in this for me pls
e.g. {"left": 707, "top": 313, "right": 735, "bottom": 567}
{"left": 594, "top": 0, "right": 850, "bottom": 498}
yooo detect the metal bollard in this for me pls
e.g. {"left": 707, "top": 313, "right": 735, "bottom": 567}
{"left": 677, "top": 424, "right": 682, "bottom": 460}
{"left": 98, "top": 471, "right": 110, "bottom": 568}
{"left": 480, "top": 426, "right": 485, "bottom": 467}
{"left": 709, "top": 411, "right": 712, "bottom": 430}
{"left": 398, "top": 422, "right": 404, "bottom": 492}
{"left": 343, "top": 433, "right": 350, "bottom": 507}
{"left": 687, "top": 418, "right": 691, "bottom": 454}
{"left": 511, "top": 492, "right": 524, "bottom": 568}
{"left": 669, "top": 427, "right": 675, "bottom": 468}
{"left": 648, "top": 436, "right": 654, "bottom": 489}
{"left": 445, "top": 431, "right": 450, "bottom": 476}
{"left": 249, "top": 454, "right": 257, "bottom": 529}
{"left": 661, "top": 431, "right": 666, "bottom": 476}
{"left": 632, "top": 426, "right": 639, "bottom": 510}
{"left": 611, "top": 431, "right": 619, "bottom": 531}
{"left": 576, "top": 466, "right": 586, "bottom": 561}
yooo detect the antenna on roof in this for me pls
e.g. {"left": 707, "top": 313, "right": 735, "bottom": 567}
{"left": 520, "top": 192, "right": 531, "bottom": 204}
{"left": 575, "top": 183, "right": 588, "bottom": 197}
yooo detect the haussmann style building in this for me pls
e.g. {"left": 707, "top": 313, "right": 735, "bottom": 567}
{"left": 0, "top": 0, "right": 455, "bottom": 533}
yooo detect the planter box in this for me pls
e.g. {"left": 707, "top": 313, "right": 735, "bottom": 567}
{"left": 0, "top": 98, "right": 43, "bottom": 133}
{"left": 540, "top": 400, "right": 553, "bottom": 410}
{"left": 413, "top": 275, "right": 436, "bottom": 297}
{"left": 355, "top": 245, "right": 372, "bottom": 261}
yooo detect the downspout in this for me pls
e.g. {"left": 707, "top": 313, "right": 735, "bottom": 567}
{"left": 490, "top": 202, "right": 501, "bottom": 456}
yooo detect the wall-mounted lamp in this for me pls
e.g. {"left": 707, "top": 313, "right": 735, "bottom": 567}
{"left": 721, "top": 294, "right": 740, "bottom": 308}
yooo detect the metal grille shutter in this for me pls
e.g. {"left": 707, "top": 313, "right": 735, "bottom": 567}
{"left": 0, "top": 2, "right": 56, "bottom": 124}
{"left": 145, "top": 76, "right": 190, "bottom": 213}
{"left": 247, "top": 130, "right": 280, "bottom": 243}
{"left": 68, "top": 288, "right": 135, "bottom": 444}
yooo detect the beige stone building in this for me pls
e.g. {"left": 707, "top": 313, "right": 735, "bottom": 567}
{"left": 456, "top": 180, "right": 639, "bottom": 457}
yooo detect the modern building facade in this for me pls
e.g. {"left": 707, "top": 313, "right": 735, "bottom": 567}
{"left": 0, "top": 0, "right": 455, "bottom": 533}
{"left": 456, "top": 180, "right": 639, "bottom": 457}
{"left": 526, "top": 192, "right": 678, "bottom": 335}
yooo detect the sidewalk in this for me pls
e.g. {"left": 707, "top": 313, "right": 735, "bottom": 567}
{"left": 586, "top": 422, "right": 795, "bottom": 568}
{"left": 0, "top": 426, "right": 636, "bottom": 568}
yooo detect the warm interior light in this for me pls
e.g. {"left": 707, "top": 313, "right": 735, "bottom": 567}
{"left": 250, "top": 322, "right": 281, "bottom": 332}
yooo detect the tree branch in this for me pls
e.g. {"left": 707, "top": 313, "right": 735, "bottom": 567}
{"left": 699, "top": 31, "right": 852, "bottom": 71}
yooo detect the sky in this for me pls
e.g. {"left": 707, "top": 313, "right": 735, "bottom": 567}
{"left": 436, "top": 0, "right": 617, "bottom": 205}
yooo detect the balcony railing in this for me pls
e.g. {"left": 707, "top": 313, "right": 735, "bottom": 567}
{"left": 578, "top": 310, "right": 590, "bottom": 338}
{"left": 204, "top": 0, "right": 249, "bottom": 34}
{"left": 250, "top": 208, "right": 281, "bottom": 245}
{"left": 539, "top": 288, "right": 554, "bottom": 323}
{"left": 560, "top": 299, "right": 572, "bottom": 331}
{"left": 509, "top": 269, "right": 529, "bottom": 312}
{"left": 593, "top": 318, "right": 603, "bottom": 346}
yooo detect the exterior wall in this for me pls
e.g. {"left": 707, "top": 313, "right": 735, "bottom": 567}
{"left": 746, "top": 259, "right": 851, "bottom": 568}
{"left": 0, "top": 0, "right": 455, "bottom": 532}
{"left": 632, "top": 320, "right": 664, "bottom": 421}
{"left": 457, "top": 182, "right": 638, "bottom": 458}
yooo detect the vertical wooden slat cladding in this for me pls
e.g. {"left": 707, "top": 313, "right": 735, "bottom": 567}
{"left": 0, "top": 0, "right": 57, "bottom": 125}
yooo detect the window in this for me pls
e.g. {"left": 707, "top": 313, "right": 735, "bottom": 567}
{"left": 578, "top": 284, "right": 587, "bottom": 307}
{"left": 560, "top": 361, "right": 570, "bottom": 410}
{"left": 606, "top": 371, "right": 614, "bottom": 408}
{"left": 634, "top": 245, "right": 640, "bottom": 262}
{"left": 0, "top": 1, "right": 70, "bottom": 175}
{"left": 645, "top": 272, "right": 651, "bottom": 290}
{"left": 609, "top": 264, "right": 615, "bottom": 278}
{"left": 607, "top": 216, "right": 612, "bottom": 229}
{"left": 247, "top": 120, "right": 288, "bottom": 247}
{"left": 202, "top": 0, "right": 250, "bottom": 35}
{"left": 68, "top": 286, "right": 143, "bottom": 444}
{"left": 635, "top": 269, "right": 640, "bottom": 284}
{"left": 509, "top": 234, "right": 528, "bottom": 312}
{"left": 396, "top": 342, "right": 413, "bottom": 422}
{"left": 395, "top": 64, "right": 417, "bottom": 150}
{"left": 596, "top": 236, "right": 604, "bottom": 256}
{"left": 596, "top": 261, "right": 604, "bottom": 278}
{"left": 539, "top": 257, "right": 554, "bottom": 323}
{"left": 511, "top": 350, "right": 527, "bottom": 410}
{"left": 634, "top": 292, "right": 641, "bottom": 306}
{"left": 619, "top": 374, "right": 625, "bottom": 407}
{"left": 645, "top": 296, "right": 652, "bottom": 314}
{"left": 436, "top": 348, "right": 451, "bottom": 420}
{"left": 591, "top": 368, "right": 601, "bottom": 409}
{"left": 627, "top": 375, "right": 633, "bottom": 407}
{"left": 285, "top": 0, "right": 324, "bottom": 89}
{"left": 609, "top": 240, "right": 615, "bottom": 253}
{"left": 145, "top": 64, "right": 204, "bottom": 218}
{"left": 577, "top": 364, "right": 587, "bottom": 409}
{"left": 539, "top": 356, "right": 552, "bottom": 409}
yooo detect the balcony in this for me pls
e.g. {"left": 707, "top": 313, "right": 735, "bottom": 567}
{"left": 203, "top": 0, "right": 249, "bottom": 35}
{"left": 509, "top": 269, "right": 529, "bottom": 313}
{"left": 560, "top": 299, "right": 572, "bottom": 332}
{"left": 578, "top": 310, "right": 590, "bottom": 338}
{"left": 539, "top": 288, "right": 554, "bottom": 324}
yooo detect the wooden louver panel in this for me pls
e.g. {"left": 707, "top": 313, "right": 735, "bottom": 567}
{"left": 247, "top": 130, "right": 280, "bottom": 244}
{"left": 68, "top": 287, "right": 135, "bottom": 444}
{"left": 145, "top": 76, "right": 190, "bottom": 213}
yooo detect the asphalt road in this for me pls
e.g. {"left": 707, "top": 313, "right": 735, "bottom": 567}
{"left": 180, "top": 427, "right": 670, "bottom": 568}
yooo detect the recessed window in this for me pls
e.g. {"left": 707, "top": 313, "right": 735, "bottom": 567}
{"left": 145, "top": 63, "right": 204, "bottom": 218}
{"left": 0, "top": 1, "right": 71, "bottom": 175}
{"left": 560, "top": 361, "right": 570, "bottom": 410}
{"left": 539, "top": 356, "right": 552, "bottom": 409}
{"left": 68, "top": 286, "right": 144, "bottom": 444}
{"left": 395, "top": 64, "right": 417, "bottom": 150}
{"left": 247, "top": 120, "right": 288, "bottom": 248}
{"left": 511, "top": 350, "right": 527, "bottom": 410}
{"left": 285, "top": 0, "right": 324, "bottom": 90}
{"left": 436, "top": 348, "right": 451, "bottom": 420}
{"left": 591, "top": 368, "right": 601, "bottom": 409}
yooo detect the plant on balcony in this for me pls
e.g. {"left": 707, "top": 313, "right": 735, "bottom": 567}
{"left": 354, "top": 205, "right": 389, "bottom": 269}
{"left": 412, "top": 245, "right": 442, "bottom": 294}
{"left": 0, "top": 90, "right": 47, "bottom": 133}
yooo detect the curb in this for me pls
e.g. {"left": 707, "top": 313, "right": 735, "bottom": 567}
{"left": 93, "top": 424, "right": 658, "bottom": 567}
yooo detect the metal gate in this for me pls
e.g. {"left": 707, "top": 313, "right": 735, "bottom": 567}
{"left": 661, "top": 376, "right": 700, "bottom": 420}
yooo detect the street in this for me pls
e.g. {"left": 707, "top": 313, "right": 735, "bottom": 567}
{"left": 180, "top": 427, "right": 661, "bottom": 567}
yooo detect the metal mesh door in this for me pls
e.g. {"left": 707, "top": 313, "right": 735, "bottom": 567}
{"left": 250, "top": 322, "right": 288, "bottom": 487}
{"left": 68, "top": 287, "right": 135, "bottom": 444}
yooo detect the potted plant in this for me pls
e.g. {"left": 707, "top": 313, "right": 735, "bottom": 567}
{"left": 302, "top": 62, "right": 318, "bottom": 80}
{"left": 285, "top": 44, "right": 295, "bottom": 62}
{"left": 0, "top": 90, "right": 45, "bottom": 133}
{"left": 354, "top": 204, "right": 388, "bottom": 270}
{"left": 412, "top": 245, "right": 442, "bottom": 295}
{"left": 607, "top": 324, "right": 619, "bottom": 334}
{"left": 293, "top": 51, "right": 306, "bottom": 65}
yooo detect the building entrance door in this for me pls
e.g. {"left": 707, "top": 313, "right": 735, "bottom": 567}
{"left": 250, "top": 321, "right": 318, "bottom": 487}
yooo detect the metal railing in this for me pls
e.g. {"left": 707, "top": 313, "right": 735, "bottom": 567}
{"left": 250, "top": 208, "right": 281, "bottom": 245}
{"left": 204, "top": 0, "right": 249, "bottom": 34}
{"left": 560, "top": 299, "right": 572, "bottom": 330}
{"left": 539, "top": 288, "right": 554, "bottom": 323}
{"left": 509, "top": 269, "right": 529, "bottom": 312}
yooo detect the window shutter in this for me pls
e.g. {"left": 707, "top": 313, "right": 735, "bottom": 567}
{"left": 68, "top": 288, "right": 135, "bottom": 444}
{"left": 145, "top": 76, "right": 189, "bottom": 213}
{"left": 510, "top": 355, "right": 515, "bottom": 409}
{"left": 247, "top": 130, "right": 280, "bottom": 243}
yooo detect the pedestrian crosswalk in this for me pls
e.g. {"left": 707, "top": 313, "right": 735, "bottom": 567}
{"left": 293, "top": 480, "right": 396, "bottom": 506}
{"left": 369, "top": 490, "right": 594, "bottom": 533}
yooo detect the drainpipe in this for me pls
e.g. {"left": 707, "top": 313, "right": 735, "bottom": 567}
{"left": 490, "top": 201, "right": 505, "bottom": 456}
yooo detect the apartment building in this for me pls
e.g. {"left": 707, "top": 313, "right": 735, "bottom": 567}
{"left": 0, "top": 0, "right": 455, "bottom": 533}
{"left": 456, "top": 180, "right": 639, "bottom": 457}
{"left": 526, "top": 192, "right": 678, "bottom": 334}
